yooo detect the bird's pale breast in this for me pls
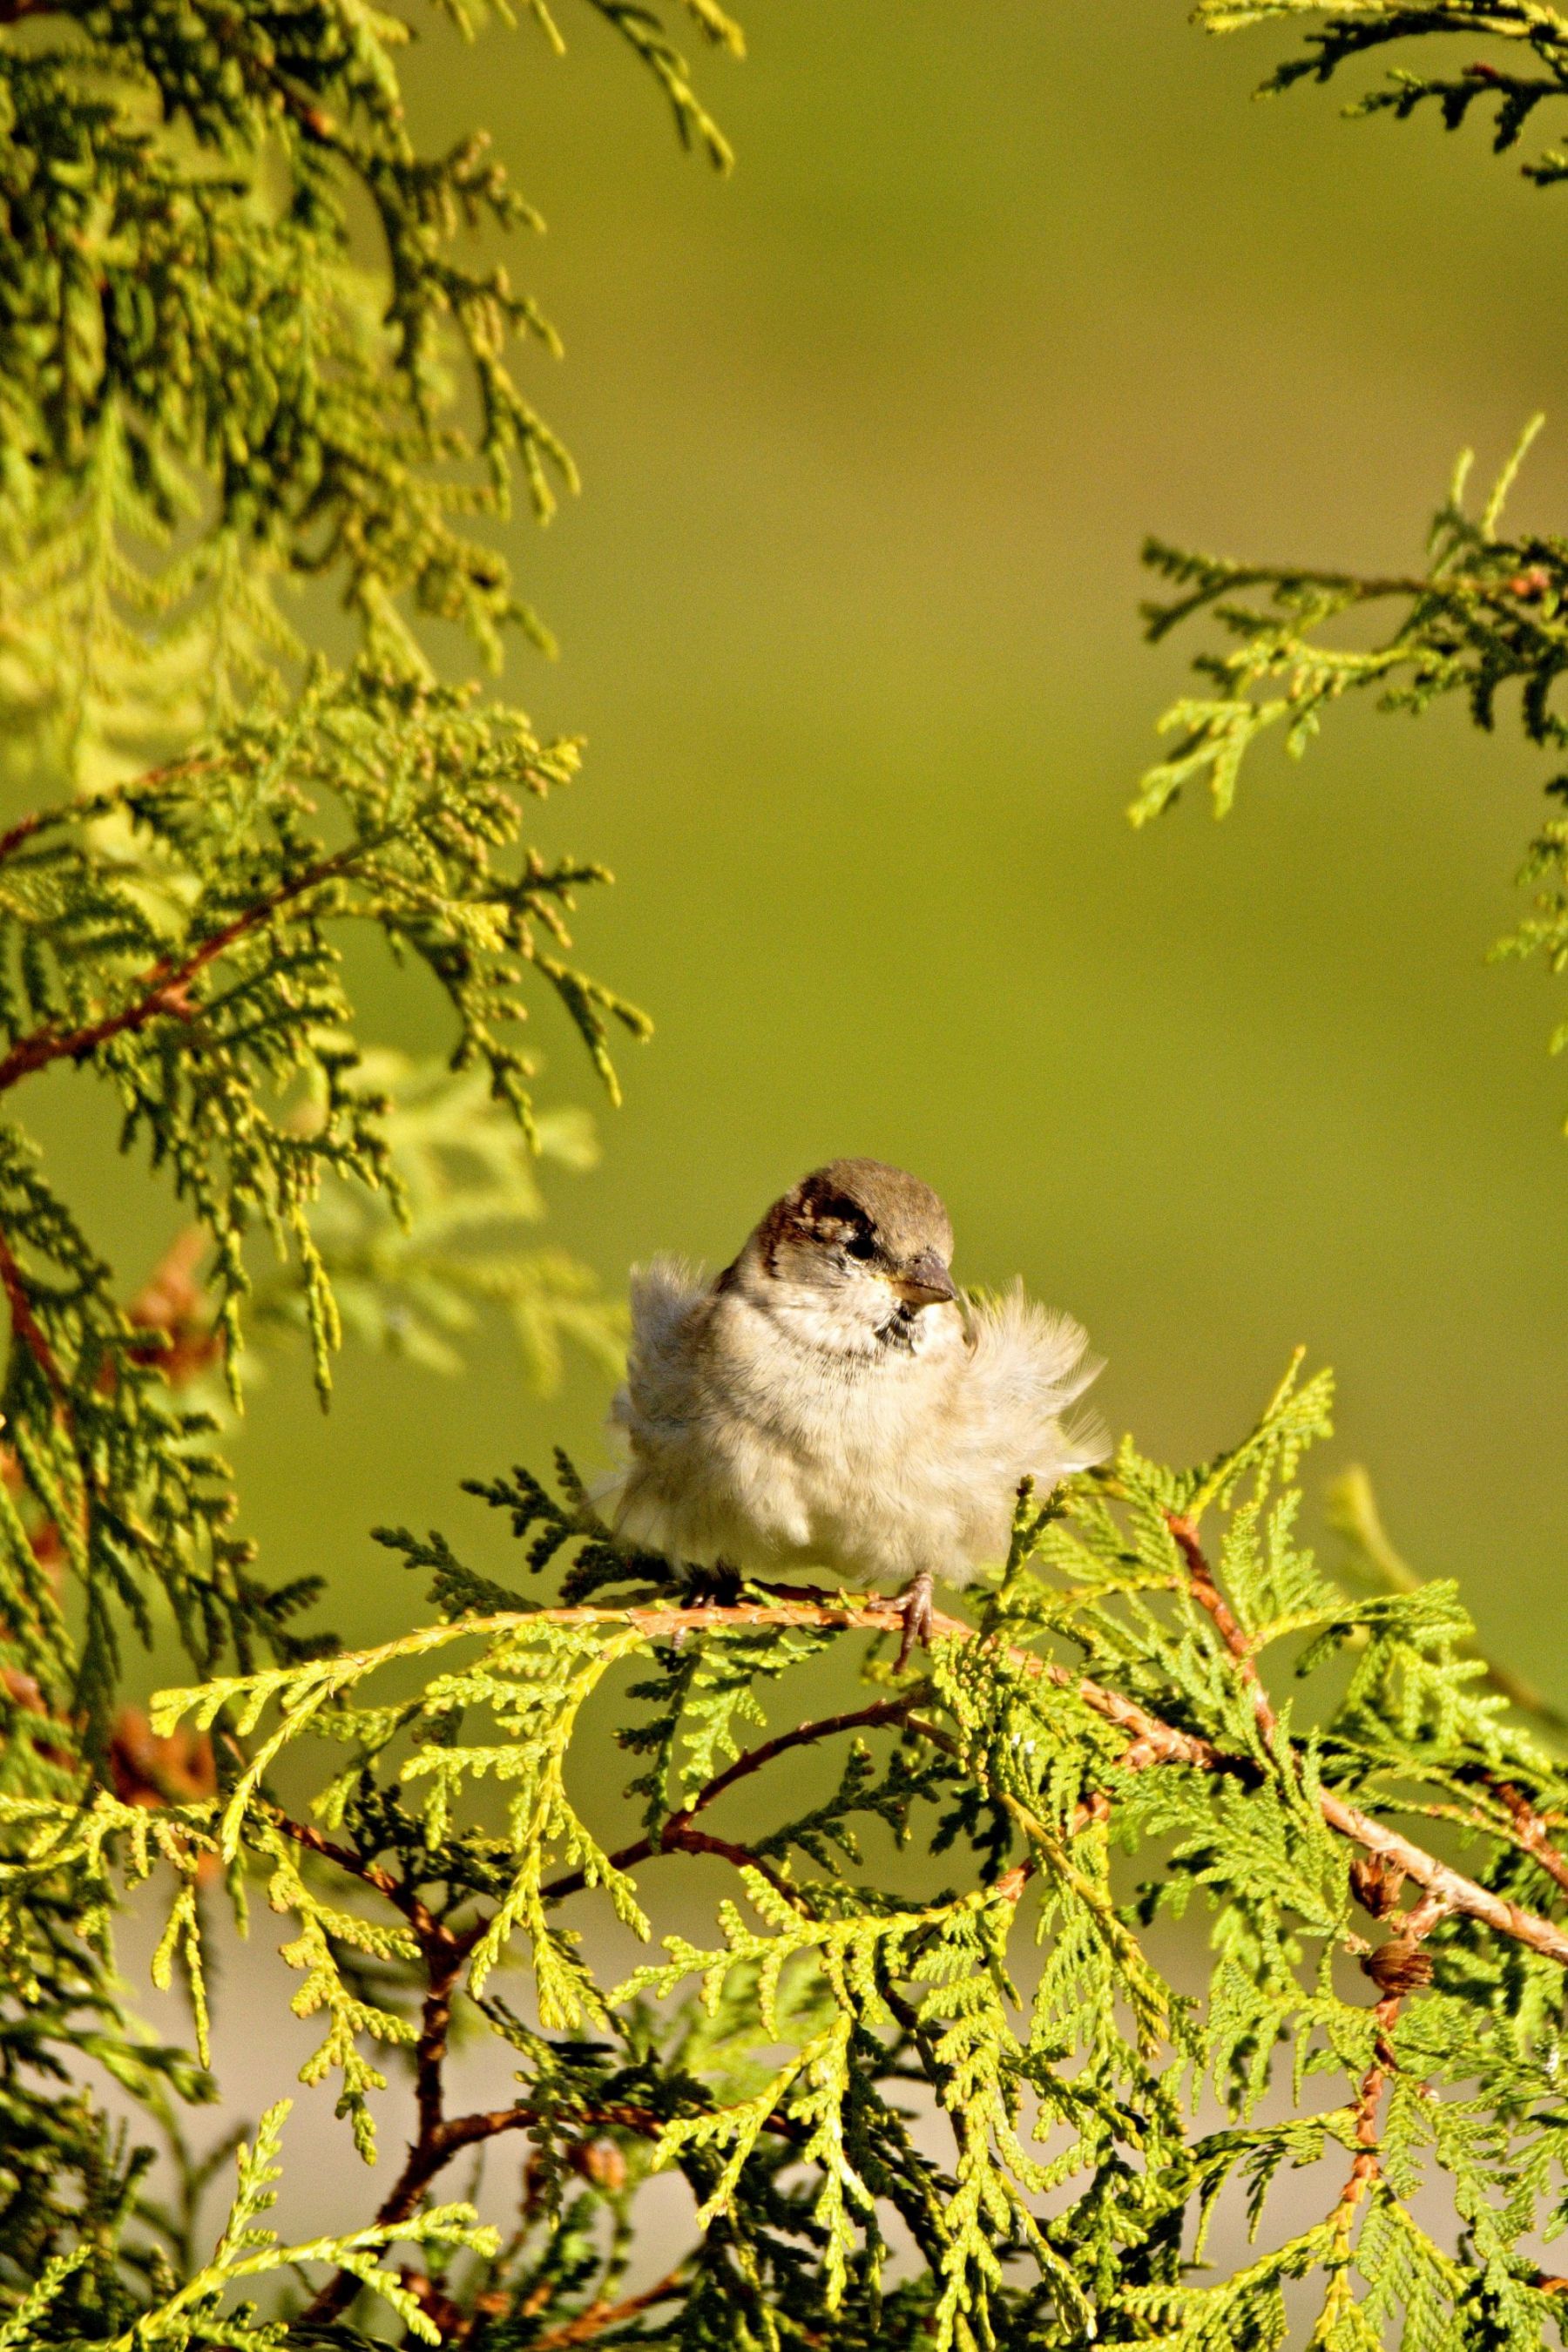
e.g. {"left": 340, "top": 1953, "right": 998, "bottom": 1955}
{"left": 612, "top": 1267, "right": 1101, "bottom": 1590}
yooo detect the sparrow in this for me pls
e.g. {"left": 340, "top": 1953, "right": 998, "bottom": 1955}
{"left": 607, "top": 1159, "right": 1105, "bottom": 1659}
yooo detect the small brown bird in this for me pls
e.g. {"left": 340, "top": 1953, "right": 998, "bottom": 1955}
{"left": 608, "top": 1159, "right": 1105, "bottom": 1656}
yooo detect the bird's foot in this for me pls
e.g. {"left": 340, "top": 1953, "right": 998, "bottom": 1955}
{"left": 676, "top": 1558, "right": 744, "bottom": 1610}
{"left": 895, "top": 1569, "right": 936, "bottom": 1673}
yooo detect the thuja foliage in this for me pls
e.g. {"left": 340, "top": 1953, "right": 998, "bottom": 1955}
{"left": 9, "top": 1362, "right": 1568, "bottom": 2347}
{"left": 0, "top": 0, "right": 739, "bottom": 2338}
{"left": 0, "top": 0, "right": 757, "bottom": 1719}
{"left": 1136, "top": 0, "right": 1568, "bottom": 1098}
{"left": 0, "top": 2, "right": 1565, "bottom": 2349}
{"left": 0, "top": 0, "right": 775, "bottom": 1715}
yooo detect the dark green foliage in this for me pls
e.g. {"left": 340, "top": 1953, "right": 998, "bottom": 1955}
{"left": 1206, "top": 0, "right": 1568, "bottom": 190}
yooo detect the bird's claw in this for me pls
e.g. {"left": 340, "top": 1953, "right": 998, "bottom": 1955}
{"left": 677, "top": 1559, "right": 743, "bottom": 1610}
{"left": 895, "top": 1571, "right": 935, "bottom": 1673}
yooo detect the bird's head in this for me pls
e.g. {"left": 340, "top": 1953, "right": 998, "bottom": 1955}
{"left": 727, "top": 1159, "right": 962, "bottom": 1357}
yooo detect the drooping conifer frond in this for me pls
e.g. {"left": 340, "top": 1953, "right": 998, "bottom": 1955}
{"left": 0, "top": 0, "right": 735, "bottom": 2334}
{"left": 0, "top": 0, "right": 741, "bottom": 752}
{"left": 1136, "top": 2, "right": 1568, "bottom": 1125}
{"left": 246, "top": 1052, "right": 627, "bottom": 1390}
{"left": 0, "top": 0, "right": 732, "bottom": 1740}
{"left": 0, "top": 658, "right": 650, "bottom": 1738}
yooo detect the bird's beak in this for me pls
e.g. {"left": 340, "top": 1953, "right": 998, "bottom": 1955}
{"left": 892, "top": 1250, "right": 957, "bottom": 1308}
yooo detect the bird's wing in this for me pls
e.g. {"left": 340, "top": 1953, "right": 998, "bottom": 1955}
{"left": 613, "top": 1255, "right": 713, "bottom": 1430}
{"left": 598, "top": 1256, "right": 714, "bottom": 1529}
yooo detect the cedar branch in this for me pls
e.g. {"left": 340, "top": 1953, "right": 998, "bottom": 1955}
{"left": 0, "top": 839, "right": 370, "bottom": 1097}
{"left": 267, "top": 1585, "right": 1568, "bottom": 1963}
{"left": 1163, "top": 1511, "right": 1568, "bottom": 1962}
{"left": 301, "top": 2098, "right": 672, "bottom": 2325}
{"left": 267, "top": 1544, "right": 1568, "bottom": 2329}
{"left": 541, "top": 1693, "right": 916, "bottom": 1906}
{"left": 481, "top": 1591, "right": 1568, "bottom": 1961}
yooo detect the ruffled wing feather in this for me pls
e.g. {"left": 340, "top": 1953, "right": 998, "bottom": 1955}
{"left": 599, "top": 1256, "right": 713, "bottom": 1544}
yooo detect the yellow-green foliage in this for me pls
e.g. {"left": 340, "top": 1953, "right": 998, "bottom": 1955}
{"left": 1136, "top": 2, "right": 1568, "bottom": 1105}
{"left": 8, "top": 1365, "right": 1568, "bottom": 2347}
{"left": 0, "top": 0, "right": 723, "bottom": 2333}
{"left": 0, "top": 4, "right": 1565, "bottom": 2349}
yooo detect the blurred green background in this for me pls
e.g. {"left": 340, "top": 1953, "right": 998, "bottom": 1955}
{"left": 66, "top": 0, "right": 1568, "bottom": 1682}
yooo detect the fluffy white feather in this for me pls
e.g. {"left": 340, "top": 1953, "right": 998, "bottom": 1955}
{"left": 607, "top": 1176, "right": 1105, "bottom": 1594}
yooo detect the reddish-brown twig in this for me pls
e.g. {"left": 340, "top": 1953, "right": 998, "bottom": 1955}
{"left": 1321, "top": 1885, "right": 1449, "bottom": 2314}
{"left": 0, "top": 837, "right": 368, "bottom": 1099}
{"left": 1496, "top": 1781, "right": 1568, "bottom": 1902}
{"left": 527, "top": 2272, "right": 685, "bottom": 2351}
{"left": 541, "top": 1693, "right": 916, "bottom": 1907}
{"left": 1162, "top": 1514, "right": 1568, "bottom": 1964}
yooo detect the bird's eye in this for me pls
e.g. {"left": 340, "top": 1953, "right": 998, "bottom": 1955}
{"left": 844, "top": 1230, "right": 877, "bottom": 1261}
